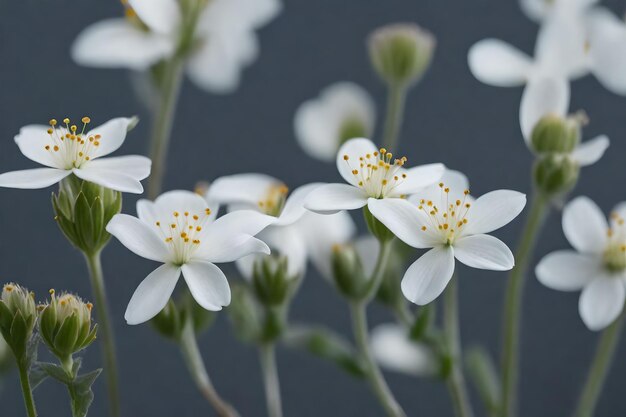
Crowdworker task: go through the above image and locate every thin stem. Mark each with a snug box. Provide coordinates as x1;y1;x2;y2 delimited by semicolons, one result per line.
443;274;474;417
364;239;395;302
572;308;626;417
179;320;239;417
84;251;120;417
147;56;185;199
501;193;549;417
18;363;37;417
381;82;407;152
259;343;283;417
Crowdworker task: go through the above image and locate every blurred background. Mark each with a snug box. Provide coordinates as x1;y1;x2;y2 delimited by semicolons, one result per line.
1;0;626;415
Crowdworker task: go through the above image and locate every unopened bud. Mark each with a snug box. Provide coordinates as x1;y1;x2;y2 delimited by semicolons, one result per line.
531;113;582;154
0;283;37;361
533;154;580;196
252;255;295;306
331;244;367;299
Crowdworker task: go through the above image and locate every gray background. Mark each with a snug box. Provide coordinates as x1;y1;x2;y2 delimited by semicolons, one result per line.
1;0;626;415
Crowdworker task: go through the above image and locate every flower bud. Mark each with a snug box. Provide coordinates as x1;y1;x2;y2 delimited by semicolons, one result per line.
52;176;122;255
338;118;369;147
0;283;37;361
151;293;215;340
533;154;580;196
39;290;97;361
0;333;11;373
331;244;367;299
252;255;296;306
363;205;395;242
530;113;582;154
228;284;262;343
368;23;435;86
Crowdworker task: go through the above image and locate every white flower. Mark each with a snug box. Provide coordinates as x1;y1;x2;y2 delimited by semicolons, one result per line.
106;190;274;324
0;117;150;193
294;82;375;162
304;138;445;218
369;170;526;305
208;174;355;279
71;0;281;93
519;0;595;23
536;196;626;331
370;323;437;377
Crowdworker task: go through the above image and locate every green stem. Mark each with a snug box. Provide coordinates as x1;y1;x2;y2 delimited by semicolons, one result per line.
84;251;120;417
179;320;239;417
500;192;549;417
572;309;626;417
18;363;37;417
147;57;185;199
381;82;407;152
364;239;394;302
259;343;283;417
444;274;474;417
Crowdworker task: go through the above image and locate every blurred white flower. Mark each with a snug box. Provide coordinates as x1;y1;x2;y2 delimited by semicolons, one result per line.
208;173;355;278
71;0;281;93
370;170;526;305
0;117;150;194
294;82;375;162
106;190;274;324
536;197;626;331
305;138;444;218
519;0;595;23
370;323;436;377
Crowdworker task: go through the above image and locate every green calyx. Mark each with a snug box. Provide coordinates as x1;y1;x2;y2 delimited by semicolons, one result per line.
533;154;579;196
363;205;395;242
151;292;216;341
0;283;37;362
331;243;368;300
530;113;582;154
252;255;297;307
52;175;122;255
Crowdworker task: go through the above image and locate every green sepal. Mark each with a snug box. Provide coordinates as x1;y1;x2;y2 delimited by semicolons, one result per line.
409;303;435;341
53;315;80;358
363;205;395;242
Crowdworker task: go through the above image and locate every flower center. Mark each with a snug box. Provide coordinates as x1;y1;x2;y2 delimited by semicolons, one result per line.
258;184;289;217
153;207;213;264
343;148;408;198
603;213;626;273
416;183;471;245
44;117;101;169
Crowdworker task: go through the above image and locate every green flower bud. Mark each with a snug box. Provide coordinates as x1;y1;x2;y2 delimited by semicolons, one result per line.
0;333;11;373
0;283;37;361
331;244;367;299
363;205;395;242
151;293;215;340
39;290;97;362
52;175;122;255
338;117;369;147
252;255;296;306
368;23;435;86
530;113;581;154
533;154;580;196
227;284;262;343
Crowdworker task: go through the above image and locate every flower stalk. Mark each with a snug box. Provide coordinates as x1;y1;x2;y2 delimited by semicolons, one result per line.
18;363;37;417
382;83;407;152
259;343;283;417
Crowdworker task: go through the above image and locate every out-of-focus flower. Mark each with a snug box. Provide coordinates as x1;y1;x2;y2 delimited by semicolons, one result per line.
370;323;437;377
294;83;375;163
71;0;281;93
106;190;274;324
370;170;526;305
305;138;444;219
0;117;150;194
536;197;626;330
208;174;355;279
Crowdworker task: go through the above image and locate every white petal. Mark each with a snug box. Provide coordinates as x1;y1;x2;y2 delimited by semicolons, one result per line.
390;163;445;196
304;183;368;214
87;117;135;158
14;125;62;168
199;235;270;263
354;236;380;278
203;209;274;240
367;198;440;249
453;234;514;271
562;196;608;254
534;15;590;79
411;169;470;204
572;135;609;167
401;246;455;305
181;261;231;310
125;263;180;325
128;0;181;35
106;214;171;262
261;226;309;277
468;39;532;87
370;323;436;377
208;173;282;209
464;190;526;235
579;277;625;331
86;155;151;180
73;167;143;194
71;19;174;70
587;7;626;94
520;76;570;142
536;250;601;291
275;183;323;226
151;190;215;220
0;168;70;189
336;138;378;186
612;202;626;224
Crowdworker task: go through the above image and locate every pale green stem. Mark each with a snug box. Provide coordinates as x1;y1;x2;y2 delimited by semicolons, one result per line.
382;82;408;152
18;362;37;417
572;308;626;417
259;343;283;417
147;57;185;199
84;251;120;417
444;274;474;417
501;193;549;417
179;321;240;417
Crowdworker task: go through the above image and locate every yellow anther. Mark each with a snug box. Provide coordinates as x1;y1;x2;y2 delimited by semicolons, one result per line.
47;128;53;134
81;117;91;124
170;224;176;229
421;226;427;231
155;221;160;226
343;155;349;161
70;125;77;132
49;119;57;126
63;118;70;124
